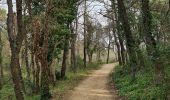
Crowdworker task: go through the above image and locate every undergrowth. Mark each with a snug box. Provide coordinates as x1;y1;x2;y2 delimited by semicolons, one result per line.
0;61;101;100
112;65;169;100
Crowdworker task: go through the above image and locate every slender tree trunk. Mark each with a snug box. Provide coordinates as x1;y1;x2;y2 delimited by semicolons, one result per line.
11;51;24;100
7;0;25;99
119;36;126;64
83;0;87;68
97;50;101;62
88;53;93;63
117;0;138;80
61;35;69;78
35;56;40;93
40;1;52;99
0;30;3;90
141;0;156;57
24;28;30;80
106;31;111;64
112;0;125;65
71;38;76;72
113;30;122;65
71;24;77;73
31;52;36;91
16;0;26;94
106;46;110;64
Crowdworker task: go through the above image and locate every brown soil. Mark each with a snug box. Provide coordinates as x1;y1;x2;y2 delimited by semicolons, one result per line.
53;63;121;100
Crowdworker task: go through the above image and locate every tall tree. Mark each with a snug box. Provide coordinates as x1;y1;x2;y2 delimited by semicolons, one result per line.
0;8;6;90
71;23;77;72
106;27;111;64
61;32;69;78
84;0;87;67
141;0;156;57
7;0;25;99
40;0;52;99
117;0;138;80
141;0;165;85
0;27;3;90
32;17;41;93
111;0;126;65
86;17;96;63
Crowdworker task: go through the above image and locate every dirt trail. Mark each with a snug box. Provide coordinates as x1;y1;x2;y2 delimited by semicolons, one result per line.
62;63;120;100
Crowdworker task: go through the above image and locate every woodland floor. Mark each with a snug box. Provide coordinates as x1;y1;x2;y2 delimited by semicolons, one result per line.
53;63;121;100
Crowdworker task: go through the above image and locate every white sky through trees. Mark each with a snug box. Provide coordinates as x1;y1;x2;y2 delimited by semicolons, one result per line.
0;0;111;45
0;0;109;26
0;0;16;11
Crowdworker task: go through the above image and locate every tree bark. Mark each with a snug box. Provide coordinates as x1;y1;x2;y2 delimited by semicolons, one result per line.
119;36;126;64
112;0;125;65
141;0;156;57
35;56;40;93
71;35;77;73
7;0;25;99
83;0;87;68
113;30;122;65
106;29;111;64
40;1;52;99
141;0;164;85
117;0;138;80
31;51;36;91
0;29;3;90
10;52;25;100
24;25;30;80
61;35;69;78
88;53;93;63
16;0;26;94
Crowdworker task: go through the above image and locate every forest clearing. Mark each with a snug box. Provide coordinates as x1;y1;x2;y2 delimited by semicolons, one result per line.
0;0;170;100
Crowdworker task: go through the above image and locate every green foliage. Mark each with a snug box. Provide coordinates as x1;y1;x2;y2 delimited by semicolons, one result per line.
25;95;40;100
0;84;14;100
32;0;45;15
112;64;169;100
76;55;84;69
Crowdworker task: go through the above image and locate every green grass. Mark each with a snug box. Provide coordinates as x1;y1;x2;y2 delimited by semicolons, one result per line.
0;62;101;100
25;62;102;100
112;65;168;100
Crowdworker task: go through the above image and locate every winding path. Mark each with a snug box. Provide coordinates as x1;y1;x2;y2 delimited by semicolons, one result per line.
64;63;120;100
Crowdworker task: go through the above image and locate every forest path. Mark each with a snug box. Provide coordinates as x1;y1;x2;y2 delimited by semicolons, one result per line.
63;63;120;100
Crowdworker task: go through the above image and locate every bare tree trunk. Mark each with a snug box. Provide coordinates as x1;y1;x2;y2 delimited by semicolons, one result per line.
119;36;126;64
97;50;101;62
112;0;125;65
113;30;122;65
11;52;25;100
61;35;69;78
40;1;52;99
16;0;26;94
141;0;156;57
71;24;77;73
35;56;40;93
83;0;87;68
71;37;76;72
88;53;93;63
23;17;30;80
117;0;138;80
106;30;111;64
7;0;25;99
26;0;36;92
0;29;3;90
31;52;36;91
